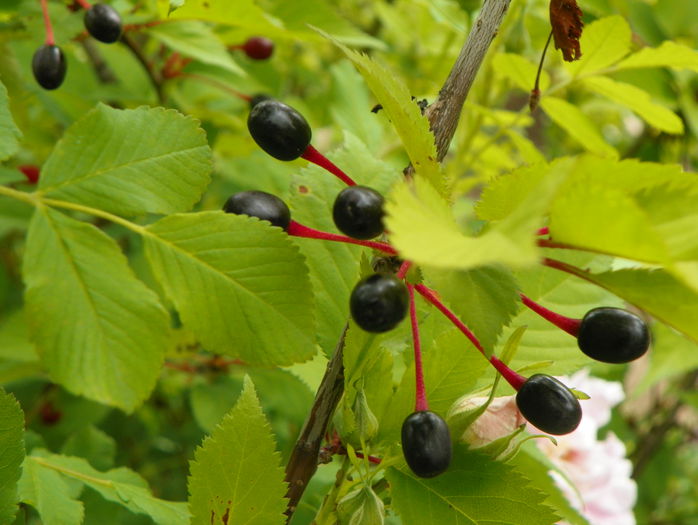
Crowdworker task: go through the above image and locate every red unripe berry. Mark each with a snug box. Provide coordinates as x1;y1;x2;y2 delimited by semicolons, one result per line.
241;37;274;60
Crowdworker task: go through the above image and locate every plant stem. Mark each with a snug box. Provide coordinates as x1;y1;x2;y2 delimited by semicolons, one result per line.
408;284;429;412
415;283;526;390
284;325;348;523
39;0;55;45
74;0;91;10
519;293;581;337
530;30;553;111
313;457;351;525
424;0;513;161
301;145;357;186
41;198;146;235
287;221;397;255
396;260;412;280
536;226;549;236
120;33;164;104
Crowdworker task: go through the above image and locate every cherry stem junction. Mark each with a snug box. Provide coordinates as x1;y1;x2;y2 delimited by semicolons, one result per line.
74;0;92;10
301;145;357;186
408;284;429;412
519;293;581;337
396;260;412;280
287;221;397;255
40;0;55;45
415;283;527;391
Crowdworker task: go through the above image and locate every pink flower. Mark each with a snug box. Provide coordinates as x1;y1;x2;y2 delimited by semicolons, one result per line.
456;395;527;448
533;369;637;525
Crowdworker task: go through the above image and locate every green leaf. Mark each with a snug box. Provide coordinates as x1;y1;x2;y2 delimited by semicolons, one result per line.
39;104;212;216
386;176;549;270
25;451;189;525
550;265;698;342
493;53;550;92
0;388;24;524
190;376;242;433
23;207;169;411
376;328;489;446
0;80;21;161
565;15;631;76
61;426;117;472
510;448;590;525
144;211;316;366
268;0;384;49
387;447;559;525
616;41;698;73
539;97;618;157
188;376;287;525
148;21;245;75
323;33;445;196
550;180;669;263
582;76;683;134
167;0;278;34
423;265;520;352
19;454;85;525
337;485;385;525
633;324;698;395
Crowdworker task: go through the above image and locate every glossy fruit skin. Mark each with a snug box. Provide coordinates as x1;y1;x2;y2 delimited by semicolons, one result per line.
249;93;272;109
577;307;650;363
84;4;122;44
333;186;385;240
242;36;274;60
350;273;408;333
32;45;67;90
401;411;452;478
222;191;291;231
516;374;582;435
247;99;312;161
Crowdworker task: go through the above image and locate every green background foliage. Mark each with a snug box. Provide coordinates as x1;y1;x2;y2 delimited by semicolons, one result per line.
1;0;697;524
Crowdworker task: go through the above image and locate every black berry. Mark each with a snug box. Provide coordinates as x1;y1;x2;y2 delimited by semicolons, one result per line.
223;191;291;231
32;45;67;90
242;36;274;60
516;374;582;435
350;273;408;333
247;99;312;161
84;3;122;43
333;186;385;240
249;93;272;109
577;307;650;363
401;411;452;478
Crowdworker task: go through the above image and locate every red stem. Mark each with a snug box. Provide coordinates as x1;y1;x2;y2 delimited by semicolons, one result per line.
408;284;428;412
541;257;595;282
414;283;527;391
301;145;357;186
396;260;412;280
354;451;382;465
537;238;578;250
519;293;581;337
75;0;91;9
287;221;397;255
536;227;549;236
40;0;55;45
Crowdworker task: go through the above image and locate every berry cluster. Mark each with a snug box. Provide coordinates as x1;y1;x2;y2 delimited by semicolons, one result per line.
224;93;652;479
33;0;122;90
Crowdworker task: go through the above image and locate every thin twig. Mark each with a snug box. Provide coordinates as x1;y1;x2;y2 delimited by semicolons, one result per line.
424;0;512;162
283;324;348;522
120;33;164;104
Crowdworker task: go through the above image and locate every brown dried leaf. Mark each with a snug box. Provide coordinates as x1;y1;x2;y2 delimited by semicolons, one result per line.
550;0;584;62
